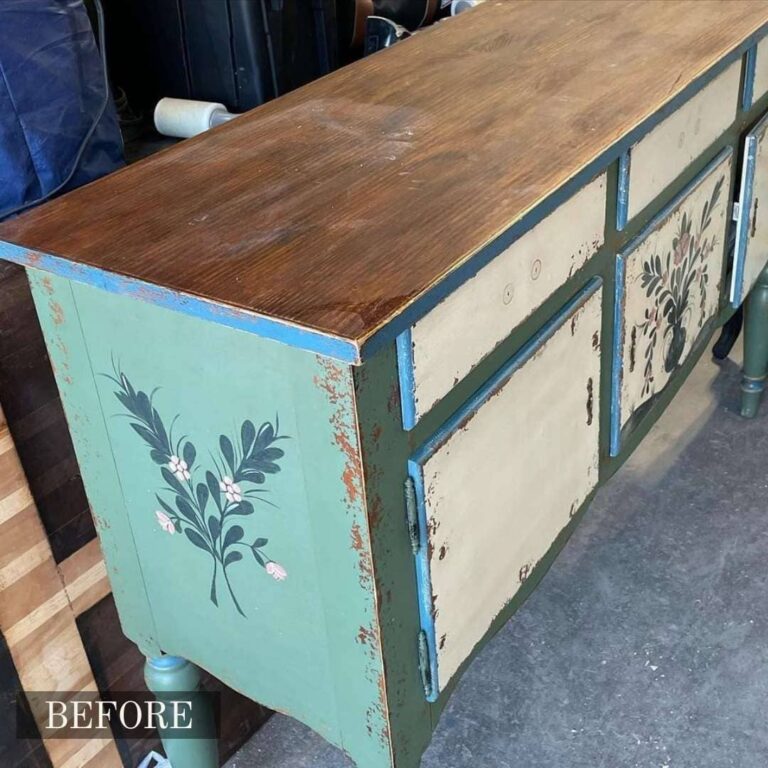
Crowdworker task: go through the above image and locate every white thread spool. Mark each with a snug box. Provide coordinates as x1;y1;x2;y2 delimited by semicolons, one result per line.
153;98;237;139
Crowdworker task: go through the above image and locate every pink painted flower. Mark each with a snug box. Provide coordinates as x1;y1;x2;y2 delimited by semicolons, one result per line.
168;455;190;481
219;476;242;503
266;561;287;581
155;510;175;534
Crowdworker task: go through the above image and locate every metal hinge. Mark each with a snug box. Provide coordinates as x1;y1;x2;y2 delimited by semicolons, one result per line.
407;478;435;700
417;630;434;699
733;200;741;222
404;476;420;554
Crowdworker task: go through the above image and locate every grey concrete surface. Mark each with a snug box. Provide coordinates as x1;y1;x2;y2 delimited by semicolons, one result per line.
226;343;768;768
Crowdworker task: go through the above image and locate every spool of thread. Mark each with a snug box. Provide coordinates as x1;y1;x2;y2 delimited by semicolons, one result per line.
153;98;236;139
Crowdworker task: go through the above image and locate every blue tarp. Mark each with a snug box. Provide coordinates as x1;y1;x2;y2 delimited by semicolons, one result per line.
0;0;123;220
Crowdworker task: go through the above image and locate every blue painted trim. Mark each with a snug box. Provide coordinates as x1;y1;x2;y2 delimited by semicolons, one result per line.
731;113;768;305
616;150;631;231
609;146;734;455
609;254;626;457
743;44;757;111
407;277;602;701
396;328;417;430
360;28;768;361
406;461;440;702
0;242;362;364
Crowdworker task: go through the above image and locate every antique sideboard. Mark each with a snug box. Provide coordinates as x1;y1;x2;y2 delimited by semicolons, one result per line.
2;2;768;766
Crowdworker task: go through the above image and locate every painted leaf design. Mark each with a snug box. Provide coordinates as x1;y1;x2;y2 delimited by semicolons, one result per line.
228;500;254;516
161;466;186;496
196;482;209;512
241;420;256;454
176;496;198;523
225;551;243;567
184;528;211;553
223;525;244;549
220;435;235;472
205;471;221;511
183;441;196;469
111;368;289;615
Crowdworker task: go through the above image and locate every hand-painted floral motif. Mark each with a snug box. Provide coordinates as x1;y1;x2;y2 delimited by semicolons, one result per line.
635;175;724;396
106;367;288;616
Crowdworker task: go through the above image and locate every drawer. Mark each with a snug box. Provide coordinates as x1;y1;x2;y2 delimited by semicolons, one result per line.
731;111;768;305
617;60;740;228
610;149;732;456
407;279;602;700
752;36;768;106
397;173;606;429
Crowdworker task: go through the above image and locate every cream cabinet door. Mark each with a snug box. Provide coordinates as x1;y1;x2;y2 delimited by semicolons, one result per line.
617;61;739;228
408;280;602;700
611;149;732;455
731;111;768;306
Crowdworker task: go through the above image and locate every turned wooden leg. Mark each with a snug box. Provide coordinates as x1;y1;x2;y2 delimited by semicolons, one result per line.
741;264;768;418
144;656;219;768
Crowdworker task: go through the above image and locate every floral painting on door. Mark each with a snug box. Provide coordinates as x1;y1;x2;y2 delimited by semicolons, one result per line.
615;150;732;448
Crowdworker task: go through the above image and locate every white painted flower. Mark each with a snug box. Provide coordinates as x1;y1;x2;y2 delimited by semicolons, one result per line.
266;561;287;581
155;510;175;534
168;455;190;481
219;476;242;503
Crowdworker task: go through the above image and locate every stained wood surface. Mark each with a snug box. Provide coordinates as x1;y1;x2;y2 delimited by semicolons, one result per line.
1;0;766;347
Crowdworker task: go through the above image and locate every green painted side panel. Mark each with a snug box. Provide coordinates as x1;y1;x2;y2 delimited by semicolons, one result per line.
27;270;161;656
29;273;391;768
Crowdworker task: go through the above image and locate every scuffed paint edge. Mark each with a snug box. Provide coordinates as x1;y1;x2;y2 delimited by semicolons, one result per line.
743;44;757;111
731;120;764;305
0;242;361;364
395;328;417;431
406;460;440;703
314;357;395;764
616;150;631;231
609;254;626;457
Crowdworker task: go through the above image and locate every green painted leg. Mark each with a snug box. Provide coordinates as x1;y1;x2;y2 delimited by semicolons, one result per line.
741;265;768;418
144;656;218;768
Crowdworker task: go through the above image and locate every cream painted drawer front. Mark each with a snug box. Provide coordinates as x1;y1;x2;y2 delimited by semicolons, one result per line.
753;36;768;105
611;149;732;455
731;112;768;305
408;280;602;699
398;173;606;429
618;60;740;227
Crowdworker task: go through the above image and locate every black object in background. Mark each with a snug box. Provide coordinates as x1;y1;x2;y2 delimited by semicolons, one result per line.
102;0;338;115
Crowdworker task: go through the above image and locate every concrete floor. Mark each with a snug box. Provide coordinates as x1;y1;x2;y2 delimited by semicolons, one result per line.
226;342;768;768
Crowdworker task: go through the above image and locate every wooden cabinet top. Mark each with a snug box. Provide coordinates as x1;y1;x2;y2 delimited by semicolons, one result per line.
1;0;767;362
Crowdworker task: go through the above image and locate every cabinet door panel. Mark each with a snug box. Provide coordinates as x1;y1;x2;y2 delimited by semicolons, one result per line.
400;174;606;428
731;112;768;306
409;280;602;699
619;61;739;228
611;149;732;455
